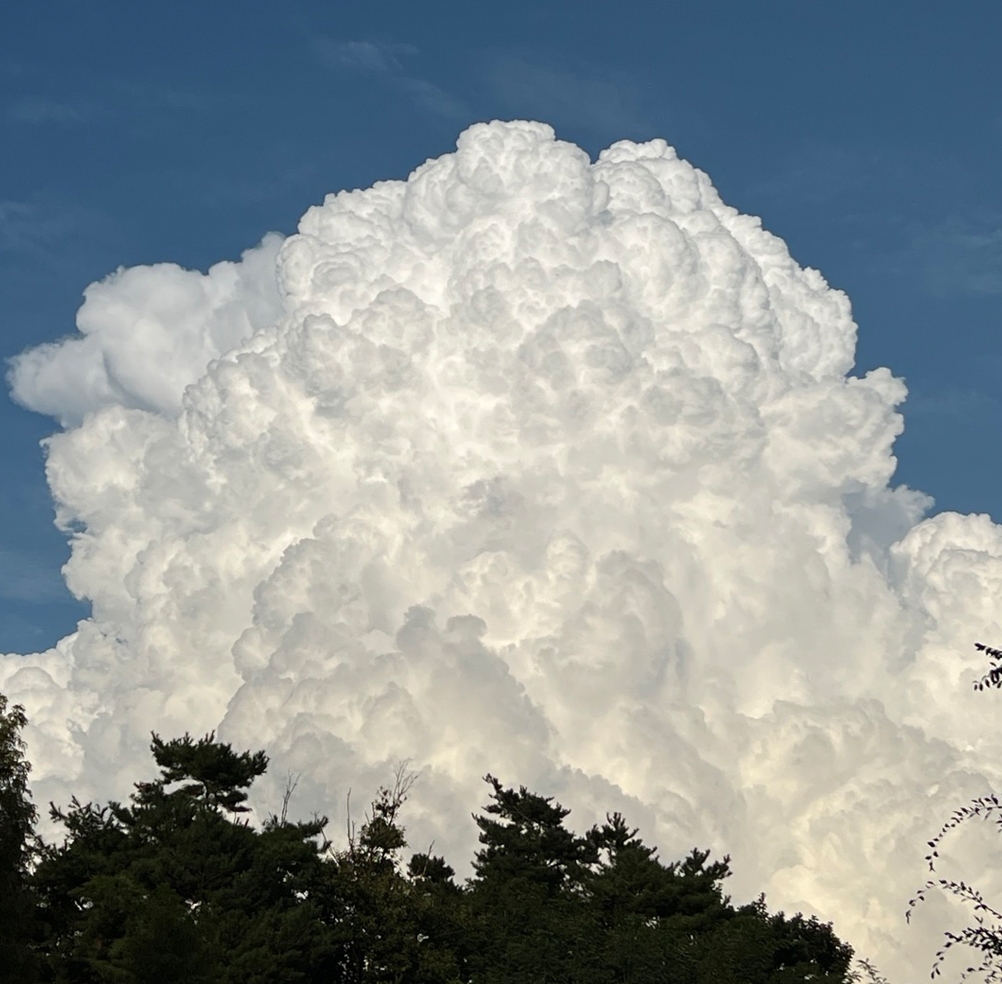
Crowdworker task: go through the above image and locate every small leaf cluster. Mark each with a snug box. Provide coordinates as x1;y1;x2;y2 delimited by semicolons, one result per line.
973;643;1002;692
905;644;1002;982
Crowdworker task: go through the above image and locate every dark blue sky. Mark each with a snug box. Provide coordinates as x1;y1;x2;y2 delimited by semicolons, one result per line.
2;0;1000;652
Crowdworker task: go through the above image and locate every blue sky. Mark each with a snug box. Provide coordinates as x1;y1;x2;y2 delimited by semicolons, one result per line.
2;0;1000;653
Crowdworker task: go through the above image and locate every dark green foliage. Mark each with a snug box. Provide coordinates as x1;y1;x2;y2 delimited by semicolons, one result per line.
582;815;739;983
145;730;268;812
681;899;854;983
466;777;599;984
0;694;39;983
31;732;331;983
320;774;466;983
2;702;855;983
467;776;854;984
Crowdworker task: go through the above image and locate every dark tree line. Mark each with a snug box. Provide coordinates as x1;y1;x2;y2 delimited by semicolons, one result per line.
0;694;855;983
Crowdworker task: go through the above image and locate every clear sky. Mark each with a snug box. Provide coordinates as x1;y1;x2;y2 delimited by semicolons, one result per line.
2;0;1001;653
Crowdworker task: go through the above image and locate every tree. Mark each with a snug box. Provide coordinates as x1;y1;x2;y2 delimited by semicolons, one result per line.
465;776;854;984
319;768;466;984
32;732;332;983
465;776;601;984
581;811;852;983
583;814;742;982
905;643;1002;983
143;730;268;812
11;713;855;982
683;899;854;984
0;693;38;983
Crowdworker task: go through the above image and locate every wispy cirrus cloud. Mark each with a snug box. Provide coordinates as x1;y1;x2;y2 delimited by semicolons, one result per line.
0;200;77;256
907;217;1002;297
482;51;652;139
751;144;1002;299
314;39;417;74
904;385;1002;421
8;95;87;125
0;198;113;279
313;38;469;120
750;146;878;207
0;547;70;604
866;211;1002;298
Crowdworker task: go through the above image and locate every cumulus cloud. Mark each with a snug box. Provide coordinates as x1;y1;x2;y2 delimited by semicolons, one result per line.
3;121;1002;980
7;233;285;425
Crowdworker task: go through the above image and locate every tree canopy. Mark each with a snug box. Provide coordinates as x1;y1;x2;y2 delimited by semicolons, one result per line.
1;695;856;983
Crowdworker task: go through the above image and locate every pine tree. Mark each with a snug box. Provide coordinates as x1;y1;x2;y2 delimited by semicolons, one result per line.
320;769;465;983
0;693;38;983
583;813;734;981
466;776;600;984
465;777;854;984
32;732;332;983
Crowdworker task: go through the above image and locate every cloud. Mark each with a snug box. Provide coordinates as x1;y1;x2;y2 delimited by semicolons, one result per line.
0;198;113;274
0;548;69;604
484;53;651;137
7;233;285;425
856;212;1002;298
313;39;417;75
910;217;1002;297
4;121;1002;980
313;37;468;120
904;385;1002;422
752;147;1002;301
396;76;469;120
8;95;86;125
0;200;78;256
750;145;877;207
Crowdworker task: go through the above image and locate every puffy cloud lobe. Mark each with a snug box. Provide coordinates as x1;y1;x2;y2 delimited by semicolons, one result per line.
2;120;1001;979
8;233;285;425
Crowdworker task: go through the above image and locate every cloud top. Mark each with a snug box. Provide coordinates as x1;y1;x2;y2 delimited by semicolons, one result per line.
4;121;1001;980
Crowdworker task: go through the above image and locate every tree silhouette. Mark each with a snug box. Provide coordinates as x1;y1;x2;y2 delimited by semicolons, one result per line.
32;731;331;983
906;643;1002;982
0;694;38;983
3;703;857;982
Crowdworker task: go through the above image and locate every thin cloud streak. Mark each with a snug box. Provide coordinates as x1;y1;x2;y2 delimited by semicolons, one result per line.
0;548;70;604
483;51;652;138
8;95;86;125
0;200;81;258
313;37;469;121
910;217;1002;297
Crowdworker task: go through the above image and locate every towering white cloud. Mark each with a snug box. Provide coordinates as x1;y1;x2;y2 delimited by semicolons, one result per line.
3;121;1001;980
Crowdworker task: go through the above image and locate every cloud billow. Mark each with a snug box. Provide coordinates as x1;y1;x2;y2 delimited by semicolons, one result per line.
8;233;284;425
3;121;1001;980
